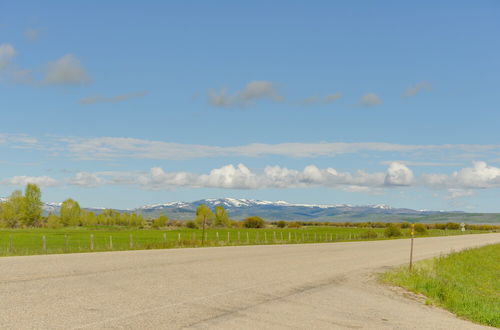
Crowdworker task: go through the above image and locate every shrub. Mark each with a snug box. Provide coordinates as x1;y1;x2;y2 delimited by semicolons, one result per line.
243;216;265;228
400;222;410;229
360;229;378;239
384;224;402;238
414;223;428;235
287;221;301;228
276;220;286;228
152;215;168;228
446;222;460;230
185;220;197;229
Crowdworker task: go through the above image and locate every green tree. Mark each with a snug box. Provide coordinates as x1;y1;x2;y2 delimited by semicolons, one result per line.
23;184;42;227
46;213;62;229
60;199;81;226
152;214;168;228
0;190;25;228
213;206;231;227
195;204;214;245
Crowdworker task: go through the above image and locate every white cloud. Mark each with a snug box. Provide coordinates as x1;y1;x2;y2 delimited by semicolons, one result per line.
199;164;259;189
133;163;387;190
446;189;474;200
0;44;16;70
359;93;382;107
79;91;149;105
43;54;90;85
403;81;432;97
422;161;500;189
384;162;415;186
2;175;59;187
298;92;342;106
207;80;282;108
68;172;104;187
3;134;499;162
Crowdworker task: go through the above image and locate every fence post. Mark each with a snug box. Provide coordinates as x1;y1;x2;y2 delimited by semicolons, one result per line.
9;234;13;252
65;235;69;252
280;232;283;241
302;233;304;242
216;232;219;241
109;235;113;249
314;233;317;241
264;232;267;243
256;232;259;243
288;232;291;242
42;235;46;253
246;232;249;244
129;234;133;249
178;233;181;243
90;234;94;250
163;232;167;243
227;232;230;243
238;231;241;242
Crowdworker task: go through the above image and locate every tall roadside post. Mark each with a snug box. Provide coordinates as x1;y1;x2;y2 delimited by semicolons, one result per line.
409;223;415;271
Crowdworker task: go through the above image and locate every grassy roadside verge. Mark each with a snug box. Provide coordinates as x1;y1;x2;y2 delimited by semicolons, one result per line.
381;243;500;327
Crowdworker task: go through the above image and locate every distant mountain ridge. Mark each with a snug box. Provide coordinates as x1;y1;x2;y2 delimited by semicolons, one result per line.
2;197;498;223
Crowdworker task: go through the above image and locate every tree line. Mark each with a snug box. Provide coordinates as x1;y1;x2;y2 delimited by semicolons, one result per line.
0;184;259;229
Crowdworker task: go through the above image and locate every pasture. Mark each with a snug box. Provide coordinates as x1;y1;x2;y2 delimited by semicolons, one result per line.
0;226;484;256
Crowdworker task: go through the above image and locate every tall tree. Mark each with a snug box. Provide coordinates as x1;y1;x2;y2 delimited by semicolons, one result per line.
214;205;231;227
195;204;214;245
0;190;25;228
60;199;81;226
23;184;42;227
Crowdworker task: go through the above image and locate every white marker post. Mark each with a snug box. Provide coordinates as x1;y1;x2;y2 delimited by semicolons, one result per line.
460;222;466;233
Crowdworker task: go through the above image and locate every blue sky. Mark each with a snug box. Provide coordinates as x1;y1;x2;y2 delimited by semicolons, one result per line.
1;1;499;211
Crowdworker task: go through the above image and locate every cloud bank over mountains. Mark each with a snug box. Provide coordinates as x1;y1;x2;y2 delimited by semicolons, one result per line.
2;162;499;202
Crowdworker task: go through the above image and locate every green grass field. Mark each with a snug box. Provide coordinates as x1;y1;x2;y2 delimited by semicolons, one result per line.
0;226;482;256
381;244;500;327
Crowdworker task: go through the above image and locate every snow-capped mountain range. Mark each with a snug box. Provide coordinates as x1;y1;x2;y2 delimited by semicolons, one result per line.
1;197;481;222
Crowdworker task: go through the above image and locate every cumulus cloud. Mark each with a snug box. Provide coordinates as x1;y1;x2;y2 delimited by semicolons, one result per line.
359;93;382;107
43;54;90;85
422;161;500;189
2;175;59;187
133;163;387;191
384;162;414;186
79;91;149;105
403;81;432;98
0;44;16;70
68;172;104;187
207;80;283;108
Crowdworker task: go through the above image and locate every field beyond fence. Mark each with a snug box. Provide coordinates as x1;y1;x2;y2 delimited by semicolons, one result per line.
0;227;489;257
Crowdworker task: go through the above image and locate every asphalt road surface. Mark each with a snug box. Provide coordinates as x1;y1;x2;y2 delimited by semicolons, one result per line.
1;233;499;329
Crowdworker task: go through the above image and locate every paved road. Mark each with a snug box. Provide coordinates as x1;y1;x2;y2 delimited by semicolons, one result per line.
0;233;499;329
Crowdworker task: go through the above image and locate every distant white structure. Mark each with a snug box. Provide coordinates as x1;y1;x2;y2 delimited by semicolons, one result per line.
460;222;466;232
